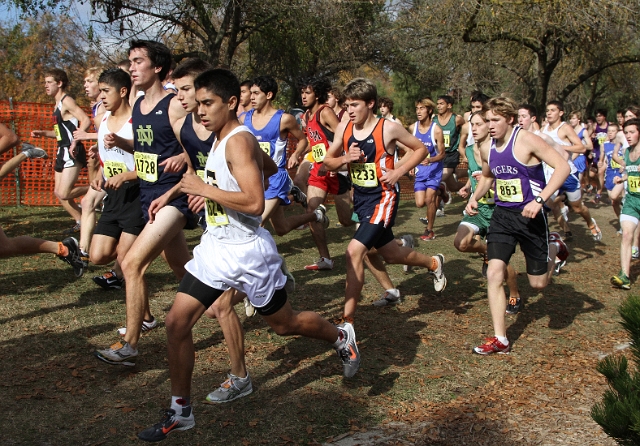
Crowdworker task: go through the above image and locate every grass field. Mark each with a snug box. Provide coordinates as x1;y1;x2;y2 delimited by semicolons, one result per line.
0;198;629;445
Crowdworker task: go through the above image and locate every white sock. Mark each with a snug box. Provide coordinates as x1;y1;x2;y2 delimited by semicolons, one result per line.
386;289;400;298
496;336;509;345
171;396;190;413
333;329;346;349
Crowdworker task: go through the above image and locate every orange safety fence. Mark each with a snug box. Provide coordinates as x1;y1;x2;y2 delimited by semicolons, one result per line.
1;99;468;208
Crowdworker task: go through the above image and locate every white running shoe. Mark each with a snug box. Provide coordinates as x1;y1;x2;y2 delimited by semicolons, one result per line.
244;297;255;317
204;373;253;404
431;254;447;292
118;317;158;336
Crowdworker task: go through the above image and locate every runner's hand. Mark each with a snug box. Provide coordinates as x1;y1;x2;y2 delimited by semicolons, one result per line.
187;194;206;214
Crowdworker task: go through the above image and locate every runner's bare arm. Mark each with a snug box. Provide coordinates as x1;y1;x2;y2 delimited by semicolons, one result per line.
323;120;350;171
283;113;308;169
0;123;19;155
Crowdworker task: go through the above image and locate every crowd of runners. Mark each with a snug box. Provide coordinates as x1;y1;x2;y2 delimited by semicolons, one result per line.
1;39;638;441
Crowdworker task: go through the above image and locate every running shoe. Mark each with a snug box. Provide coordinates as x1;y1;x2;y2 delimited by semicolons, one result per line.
473;337;511;355
594;193;601;204
372;289;402;307
549;232;569;262
93;270;124;290
420;229;435;241
138;407;195;442
58;237;85;277
418;217;429;225
204;373;253;404
611;271;631;290
435;208;446;217
505;297;522;315
62;222;81;235
94;341;138;366
244;297;255;317
560;205;569;222
430;254;447;292
590;218;602;242
290;185;308;208
335;322;360;378
304;257;334;271
279;255;296;295
21;143;48;159
633;247;639;260
553;260;566;276
400;234;414;273
118;317;158;336
439;182;452;204
314;204;330;228
564;231;573;242
481;254;488;278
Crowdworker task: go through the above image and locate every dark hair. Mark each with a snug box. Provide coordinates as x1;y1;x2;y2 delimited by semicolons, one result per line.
595;108;608;118
617;109;626;116
194;68;241;112
342;78;377;105
172;58;212;81
546;100;564;113
98;68;131;99
626;105;640;119
437;95;454;106
519;104;537;118
44;68;69;90
128;40;173;82
240;80;253;89
378;97;394;111
329;86;344;105
299;76;331;105
623;118;640;131
470;92;489;105
251;75;278;99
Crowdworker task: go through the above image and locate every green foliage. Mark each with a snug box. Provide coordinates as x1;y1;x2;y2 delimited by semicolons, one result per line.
592;295;640;444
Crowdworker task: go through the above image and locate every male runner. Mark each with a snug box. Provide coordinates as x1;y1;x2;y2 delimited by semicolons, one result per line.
323;78;447;324
378;97;402;125
591;109;610;202
466;97;570;355
409;98;446;241
236;79;253;120
455;109;521;314
94;40;193;364
30;68;90;234
137;69;360;441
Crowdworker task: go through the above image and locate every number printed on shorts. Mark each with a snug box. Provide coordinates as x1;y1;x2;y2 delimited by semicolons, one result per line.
350;163;378;187
204;169;229;226
629;176;640;193
496;178;524;202
134;152;158;182
259;142;270;155
311;143;326;163
103;160;127;179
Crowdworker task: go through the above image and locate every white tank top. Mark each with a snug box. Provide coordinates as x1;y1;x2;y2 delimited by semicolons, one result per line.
541;122;577;175
97;111;135;179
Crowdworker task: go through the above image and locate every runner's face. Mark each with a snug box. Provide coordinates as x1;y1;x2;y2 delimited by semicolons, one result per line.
470;101;483;113
569;115;579;127
415;104;431;121
379;105;390;117
174;76;197;112
436;99;450;115
517;109;533;130
595;113;606;125
44;76;59;96
545;105;562;124
346;98;373;125
625;124;640;147
196;88;233;133
84;76;100;99
327;93;337;109
487;110;512;140
470;114;489;142
617;113;625;126
98;82;124;112
128;48;160;88
250;86;269;110
625;111;637;122
301;87;317;108
607;126;618;141
239;85;251;107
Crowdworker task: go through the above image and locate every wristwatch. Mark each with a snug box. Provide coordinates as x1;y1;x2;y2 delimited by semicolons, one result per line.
534;195;544;204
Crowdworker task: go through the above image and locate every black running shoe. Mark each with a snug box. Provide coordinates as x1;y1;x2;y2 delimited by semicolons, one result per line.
290;185;308;208
138;407;195;442
93;269;124;290
58;237;85;277
506;297;522;315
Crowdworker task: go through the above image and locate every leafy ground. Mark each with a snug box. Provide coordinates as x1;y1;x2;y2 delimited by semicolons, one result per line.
0;197;629;445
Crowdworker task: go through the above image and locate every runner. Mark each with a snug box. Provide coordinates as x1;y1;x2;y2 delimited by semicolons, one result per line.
455;108;522;314
602;123;625;221
323;78;447;323
591;109;610;203
611;118;640;290
466;97;570;355
378;97;403;125
408;98;446;241
94;40;194;365
30;68;90;234
568;110;592;191
136;69;360;441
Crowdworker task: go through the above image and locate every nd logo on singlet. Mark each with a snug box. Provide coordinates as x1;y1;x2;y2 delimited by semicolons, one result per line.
196;152;208;167
137;125;154;146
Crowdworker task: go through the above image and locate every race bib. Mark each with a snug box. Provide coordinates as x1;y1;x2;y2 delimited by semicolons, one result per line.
478;189;495;205
611;159;622;169
53;124;62;141
597;134;607;146
443;131;451;148
350;163;378;187
629;177;640;193
259;142;270;155
496;178;524;202
103;160;127;179
204;170;229;226
196;169;205;180
134;152;158;183
311;143;326;163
